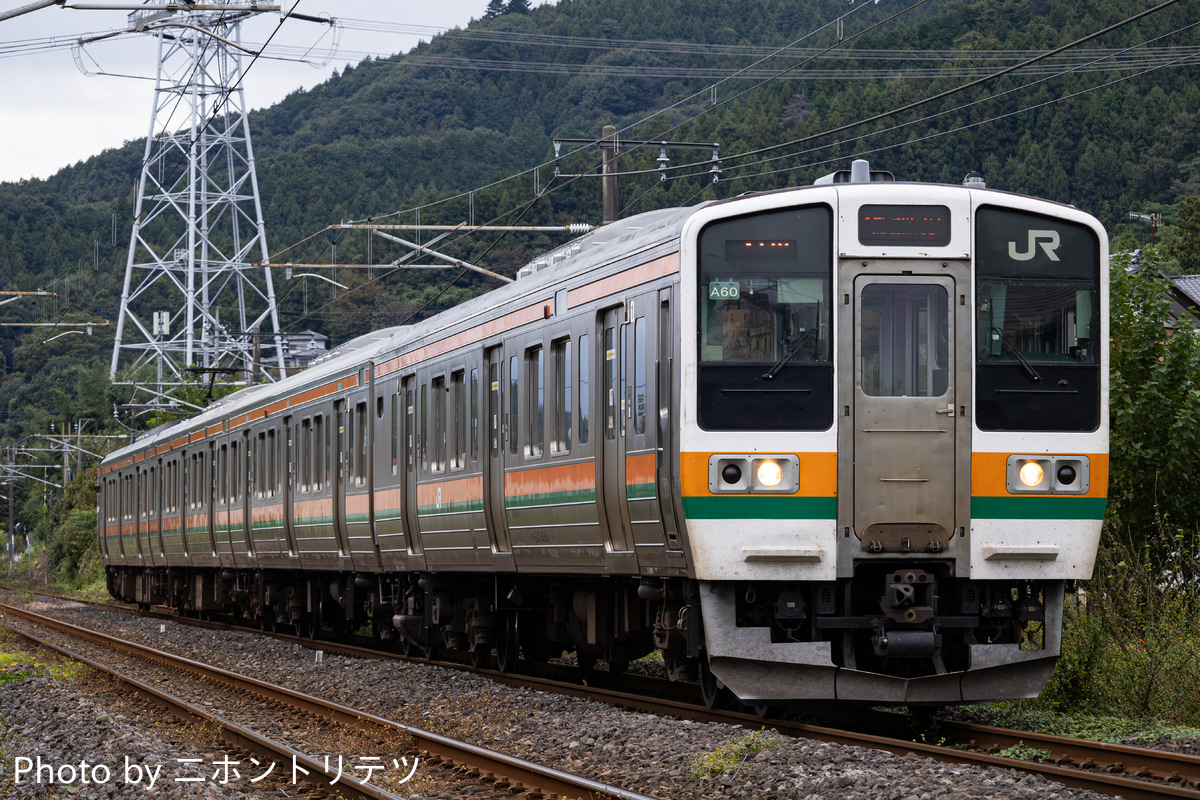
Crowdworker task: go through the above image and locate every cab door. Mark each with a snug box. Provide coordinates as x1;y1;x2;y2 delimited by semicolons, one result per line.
844;266;968;557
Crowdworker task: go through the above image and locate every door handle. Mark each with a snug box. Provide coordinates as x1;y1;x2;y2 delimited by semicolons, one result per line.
935;404;955;415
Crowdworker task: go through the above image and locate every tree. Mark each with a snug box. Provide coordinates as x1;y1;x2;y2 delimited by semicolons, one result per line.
1107;253;1200;563
483;0;506;18
505;0;532;13
1163;195;1200;274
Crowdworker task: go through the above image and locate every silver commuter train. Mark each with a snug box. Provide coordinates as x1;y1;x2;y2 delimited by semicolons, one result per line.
99;160;1109;705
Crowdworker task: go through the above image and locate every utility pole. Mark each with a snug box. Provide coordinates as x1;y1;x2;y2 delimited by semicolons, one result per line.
1129;212;1162;247
553;128;720;225
601;125;619;226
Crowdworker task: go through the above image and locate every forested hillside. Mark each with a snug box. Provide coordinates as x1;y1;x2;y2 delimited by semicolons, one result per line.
1;0;1198;453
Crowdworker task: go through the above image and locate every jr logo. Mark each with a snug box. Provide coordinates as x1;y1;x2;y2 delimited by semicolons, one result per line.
1008;229;1061;262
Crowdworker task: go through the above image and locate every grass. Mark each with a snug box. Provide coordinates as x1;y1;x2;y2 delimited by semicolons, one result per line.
943;524;1200;744
692;729;784;779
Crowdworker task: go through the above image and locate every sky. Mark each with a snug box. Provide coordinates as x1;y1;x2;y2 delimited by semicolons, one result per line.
0;1;551;183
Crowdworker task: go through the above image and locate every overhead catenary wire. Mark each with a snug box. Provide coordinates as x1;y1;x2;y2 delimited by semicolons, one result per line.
269;0;1188;327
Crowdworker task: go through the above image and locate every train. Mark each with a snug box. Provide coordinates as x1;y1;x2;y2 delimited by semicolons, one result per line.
99;160;1108;706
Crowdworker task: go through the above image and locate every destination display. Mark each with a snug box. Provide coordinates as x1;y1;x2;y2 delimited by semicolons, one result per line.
858;205;951;246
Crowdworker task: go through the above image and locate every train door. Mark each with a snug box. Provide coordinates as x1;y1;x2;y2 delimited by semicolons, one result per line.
599;305;634;555
283;415;299;557
333;400;351;556
845;266;968;557
622;290;676;567
400;375;423;557
482;346;513;555
237;433;254;559
656;288;685;557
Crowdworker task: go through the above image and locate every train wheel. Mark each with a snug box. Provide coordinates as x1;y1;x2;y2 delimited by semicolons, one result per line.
470;644;491;669
305;602;323;640
496;613;520;674
748;703;775;719
699;657;722;709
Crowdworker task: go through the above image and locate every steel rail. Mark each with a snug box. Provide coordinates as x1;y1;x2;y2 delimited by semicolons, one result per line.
0;601;661;800
9;590;1199;799
0;619;399;799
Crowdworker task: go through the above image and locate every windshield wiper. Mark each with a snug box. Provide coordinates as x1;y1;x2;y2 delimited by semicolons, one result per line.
991;326;1041;382
762;334;810;380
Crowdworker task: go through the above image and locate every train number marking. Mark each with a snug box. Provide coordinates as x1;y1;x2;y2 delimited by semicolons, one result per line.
708;281;740;300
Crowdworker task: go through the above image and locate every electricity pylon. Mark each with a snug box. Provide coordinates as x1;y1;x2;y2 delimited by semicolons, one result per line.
110;2;286;404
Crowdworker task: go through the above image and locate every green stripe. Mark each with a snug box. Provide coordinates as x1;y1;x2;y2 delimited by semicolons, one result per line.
683;495;837;520
418;499;484;516
505;488;597;509
972;495;1107;520
626;482;656;500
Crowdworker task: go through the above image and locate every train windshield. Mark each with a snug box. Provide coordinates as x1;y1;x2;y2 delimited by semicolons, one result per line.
696;205;834;431
975;206;1101;431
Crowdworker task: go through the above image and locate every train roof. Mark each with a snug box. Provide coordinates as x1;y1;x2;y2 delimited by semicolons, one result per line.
102;203;701;466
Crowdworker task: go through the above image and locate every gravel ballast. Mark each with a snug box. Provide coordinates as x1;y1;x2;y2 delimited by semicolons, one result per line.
3;598;1118;800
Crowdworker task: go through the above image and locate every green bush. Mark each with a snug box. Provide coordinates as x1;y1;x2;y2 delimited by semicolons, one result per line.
1040;527;1200;726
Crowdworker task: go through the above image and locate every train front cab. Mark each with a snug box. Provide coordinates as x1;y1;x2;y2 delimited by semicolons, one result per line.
678;176;1107;704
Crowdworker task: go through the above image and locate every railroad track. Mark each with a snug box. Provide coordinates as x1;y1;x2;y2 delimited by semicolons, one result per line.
0;600;659;800
7;587;1200;799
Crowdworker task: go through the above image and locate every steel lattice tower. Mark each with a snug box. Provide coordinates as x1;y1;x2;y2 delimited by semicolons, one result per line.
110;3;285;399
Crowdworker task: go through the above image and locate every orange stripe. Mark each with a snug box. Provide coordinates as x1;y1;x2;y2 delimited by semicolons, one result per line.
568;253;679;308
376;300;551;380
250;504;284;525
346;493;370;516
417;475;485;507
374;486;404;510
680;451;837;497
625;453;655;486
971;452;1108;498
294;498;333;519
504;462;595;498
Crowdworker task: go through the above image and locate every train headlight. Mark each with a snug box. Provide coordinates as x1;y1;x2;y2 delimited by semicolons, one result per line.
709;454;800;494
1006;455;1090;494
757;460;783;488
1018;461;1044;488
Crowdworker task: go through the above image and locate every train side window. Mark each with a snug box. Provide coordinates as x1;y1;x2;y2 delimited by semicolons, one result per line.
347;404;356;484
450;370;466;470
620;323;628;436
256;432;266;498
603;327;616;440
552;338;571;453
509;355;519;456
300;419;310;492
391;393;399;475
420;383;430;471
313;415;324;491
579;334;589;445
527;346;544;458
218;445;227;503
634;316;647;435
231;441;240;503
268;428;278;497
432;377;446;473
488;362;500;456
404;390;414;471
470;368;479;462
355;401;368;484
